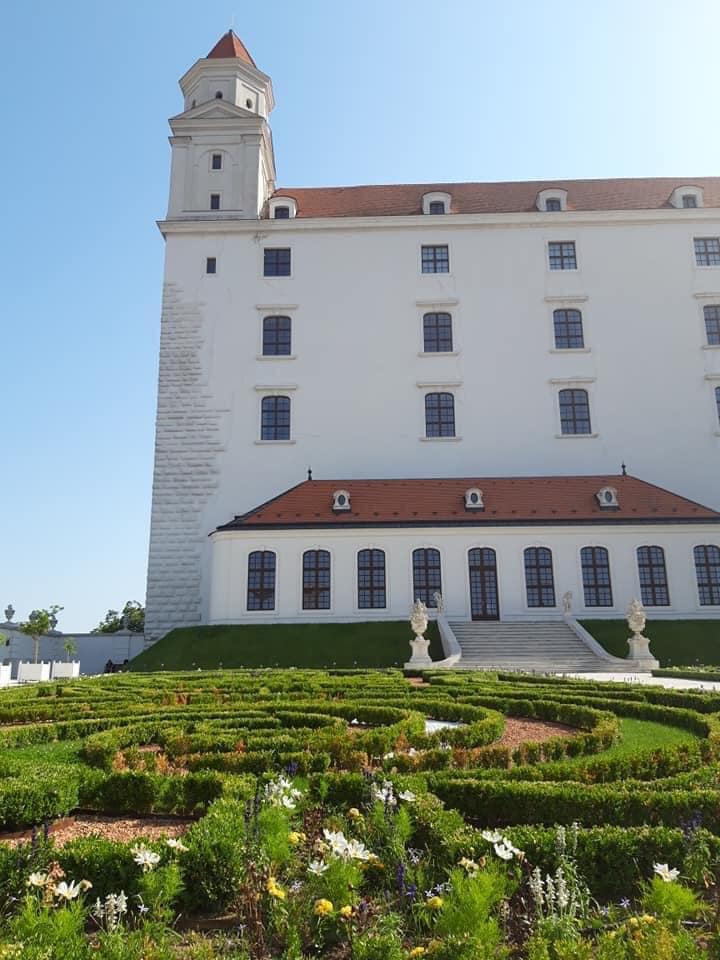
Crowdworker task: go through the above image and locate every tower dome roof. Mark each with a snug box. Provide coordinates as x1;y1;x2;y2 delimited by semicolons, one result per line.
207;29;256;66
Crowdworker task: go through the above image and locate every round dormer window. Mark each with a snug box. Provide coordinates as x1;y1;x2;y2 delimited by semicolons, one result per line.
603;490;614;503
332;489;351;512
469;492;480;504
337;494;347;507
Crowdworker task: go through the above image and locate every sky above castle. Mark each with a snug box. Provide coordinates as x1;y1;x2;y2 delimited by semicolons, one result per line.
1;0;718;630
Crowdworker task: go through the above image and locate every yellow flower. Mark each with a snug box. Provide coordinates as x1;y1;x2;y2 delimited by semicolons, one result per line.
426;896;444;910
339;904;353;918
348;807;363;820
427;941;442;954
266;877;286;900
641;914;655;924
314;898;334;917
409;949;427;958
288;831;306;845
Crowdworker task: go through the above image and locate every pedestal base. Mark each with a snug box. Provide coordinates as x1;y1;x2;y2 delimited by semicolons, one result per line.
627;635;659;670
405;636;433;669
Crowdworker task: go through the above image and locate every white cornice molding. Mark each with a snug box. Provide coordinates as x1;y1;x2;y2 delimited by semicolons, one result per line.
255;303;299;311
254;383;298;391
415;297;459;307
544;294;589;303
549;376;596;385
158;207;720;237
416;380;462;388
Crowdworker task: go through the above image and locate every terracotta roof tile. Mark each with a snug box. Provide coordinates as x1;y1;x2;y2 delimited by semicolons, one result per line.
207;30;256;66
215;475;720;531
270;177;720;218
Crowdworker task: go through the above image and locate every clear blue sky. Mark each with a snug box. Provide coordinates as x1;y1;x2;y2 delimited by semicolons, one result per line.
1;0;718;631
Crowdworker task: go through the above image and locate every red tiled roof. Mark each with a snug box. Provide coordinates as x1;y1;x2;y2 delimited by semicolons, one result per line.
270;177;720;218
207;30;256;66
215;475;720;531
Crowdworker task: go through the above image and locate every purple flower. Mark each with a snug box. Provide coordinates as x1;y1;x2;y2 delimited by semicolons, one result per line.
619;897;631;909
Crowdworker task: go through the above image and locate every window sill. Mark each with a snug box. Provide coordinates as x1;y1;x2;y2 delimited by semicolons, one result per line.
549;348;591;354
256;354;297;361
418;351;460;358
254;440;296;445
420;436;462;442
702;344;720;351
554;433;599;439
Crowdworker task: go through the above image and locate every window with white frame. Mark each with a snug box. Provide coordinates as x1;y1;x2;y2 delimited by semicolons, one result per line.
558;389;592;434
694;545;720;606
425;392;455;437
548;242;577;270
695;238;720;266
421;245;450;274
524;547;556;607
423;312;453;352
637;546;670;606
247;551;276;610
260;395;291;440
580;546;613;607
412;548;442;606
357;549;386;609
303;550;331;610
262;316;292;356
705;305;720;345
553;308;585;349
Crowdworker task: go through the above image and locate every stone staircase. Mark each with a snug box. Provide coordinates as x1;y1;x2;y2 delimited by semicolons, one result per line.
449;620;627;673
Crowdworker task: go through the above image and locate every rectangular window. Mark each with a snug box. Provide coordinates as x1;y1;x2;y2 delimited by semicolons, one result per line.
303;550;331;610
428;201;446;215
262;316;292;356
261;395;291;440
421;245;450;274
273;206;290;219
553;309;584;349
559;389;591;434
264;247;291;276
695;238;720;266
694;545;720;606
210;193;220;210
548;241;577;270
357;549;386;609
704;305;720;345
412;548;442;606
524;547;556;607
247;551;276;611
425;392;455;437
206;257;217;274
637;546;670;606
682;194;698;208
211;153;222;170
545;198;562;212
580;546;613;607
423;312;453;352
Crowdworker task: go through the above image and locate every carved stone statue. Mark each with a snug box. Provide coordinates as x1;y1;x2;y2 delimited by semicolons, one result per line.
4;604;14;624
561;591;573;614
431;591;445;613
625;597;658;670
406;599;433;668
626;598;647;638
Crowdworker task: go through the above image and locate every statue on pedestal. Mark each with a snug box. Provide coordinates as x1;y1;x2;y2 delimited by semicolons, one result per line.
406;599;433;668
625;598;659;669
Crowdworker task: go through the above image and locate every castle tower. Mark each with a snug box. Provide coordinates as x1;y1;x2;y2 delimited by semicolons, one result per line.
145;31;275;641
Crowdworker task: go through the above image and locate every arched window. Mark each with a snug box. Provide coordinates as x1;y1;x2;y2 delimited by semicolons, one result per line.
705;306;720;346
580;547;613;607
637;546;670;606
425;392;455;437
553;309;584;349
247;551;276;610
262;316;292;356
524;547;556;607
694;545;720;606
358;549;386;609
303;550;331;610
412;548;442;606
559;389;591;435
214;90;223;99
261;396;291;440
423;312;453;352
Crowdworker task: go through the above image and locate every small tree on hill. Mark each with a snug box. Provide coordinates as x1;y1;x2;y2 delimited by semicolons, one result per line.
93;601;145;634
19;605;63;664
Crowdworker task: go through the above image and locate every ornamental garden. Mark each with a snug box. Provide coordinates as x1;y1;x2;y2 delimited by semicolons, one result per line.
0;668;719;958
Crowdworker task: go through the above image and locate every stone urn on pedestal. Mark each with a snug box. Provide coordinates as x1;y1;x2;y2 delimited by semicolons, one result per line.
405;599;434;668
626;598;659;670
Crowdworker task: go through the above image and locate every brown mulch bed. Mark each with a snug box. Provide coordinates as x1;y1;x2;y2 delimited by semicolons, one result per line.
0;814;193;849
495;716;577;749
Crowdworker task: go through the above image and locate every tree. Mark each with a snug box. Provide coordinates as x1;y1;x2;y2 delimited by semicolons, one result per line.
18;605;63;664
63;637;78;662
93;601;145;634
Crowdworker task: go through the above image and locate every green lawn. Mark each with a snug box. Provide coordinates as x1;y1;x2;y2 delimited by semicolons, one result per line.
129;621;444;672
581;619;720;666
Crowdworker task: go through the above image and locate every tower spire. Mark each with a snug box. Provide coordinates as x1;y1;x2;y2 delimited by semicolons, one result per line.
206;29;256;66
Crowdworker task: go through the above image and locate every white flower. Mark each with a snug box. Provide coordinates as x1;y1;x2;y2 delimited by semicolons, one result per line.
653;862;680;883
493;843;514;861
459;857;479;874
383;751;395;760
27;872;48;888
371;780;397;807
131;846;161;872
398;790;417;802
345;838;372;861
350;718;360;725
308;859;329;876
265;775;303;810
166;838;188;852
54;880;82;901
481;830;503;844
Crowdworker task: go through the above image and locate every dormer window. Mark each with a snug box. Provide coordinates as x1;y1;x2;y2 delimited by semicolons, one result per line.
269;197;297;220
332;489;351;512
595;486;619;510
536;188;568;212
670;185;703;209
422;192;452;216
464;488;484;510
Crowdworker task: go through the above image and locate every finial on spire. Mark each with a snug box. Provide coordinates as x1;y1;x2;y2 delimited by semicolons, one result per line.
307;467;313;481
621;462;627;476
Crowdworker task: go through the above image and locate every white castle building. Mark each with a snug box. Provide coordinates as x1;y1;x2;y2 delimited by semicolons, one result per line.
145;30;720;643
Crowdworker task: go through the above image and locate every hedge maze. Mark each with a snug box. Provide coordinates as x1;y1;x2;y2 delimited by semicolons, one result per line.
0;669;719;957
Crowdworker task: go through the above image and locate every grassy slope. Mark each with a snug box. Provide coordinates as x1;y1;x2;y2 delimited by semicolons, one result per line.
129;621;444;672
581;619;720;666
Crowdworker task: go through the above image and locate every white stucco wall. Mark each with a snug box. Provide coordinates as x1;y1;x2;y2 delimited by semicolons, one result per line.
145;209;720;638
208;524;720;624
